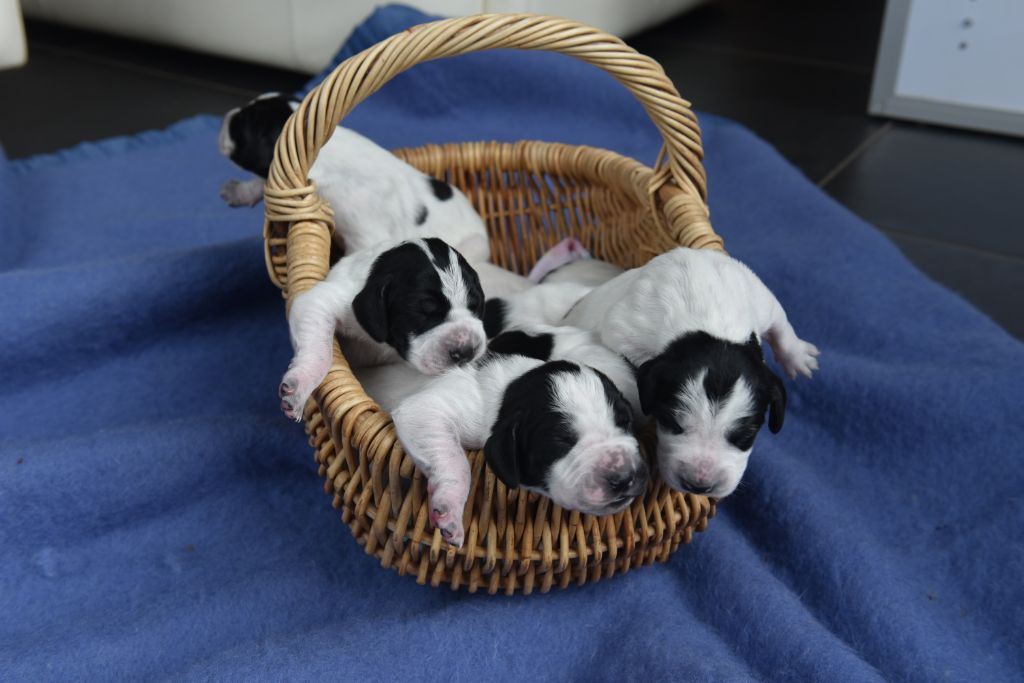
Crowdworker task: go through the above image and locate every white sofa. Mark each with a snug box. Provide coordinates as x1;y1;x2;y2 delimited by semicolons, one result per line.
22;0;704;73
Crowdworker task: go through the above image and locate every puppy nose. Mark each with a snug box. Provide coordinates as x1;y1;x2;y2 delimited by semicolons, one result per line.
679;477;714;495
607;464;648;496
448;344;475;365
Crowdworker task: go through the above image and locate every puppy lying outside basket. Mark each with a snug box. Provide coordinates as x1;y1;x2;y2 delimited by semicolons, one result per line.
262;14;725;595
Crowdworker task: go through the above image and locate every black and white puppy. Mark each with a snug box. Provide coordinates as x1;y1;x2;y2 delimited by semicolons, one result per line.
563;247;820;499
279;237;486;420
218;93;490;263
391;353;645;546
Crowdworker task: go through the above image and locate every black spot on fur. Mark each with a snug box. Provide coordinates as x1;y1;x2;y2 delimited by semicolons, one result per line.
484;361;582;490
483;299;508;338
488;331;554;361
226;94;296;178
429;177;454;201
635;331;786;446
414;205;429;226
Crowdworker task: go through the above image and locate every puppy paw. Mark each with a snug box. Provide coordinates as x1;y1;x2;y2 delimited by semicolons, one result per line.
279;366;317;421
219;178;264;207
776;339;820;380
430;505;465;548
527;237;591;283
427;487;466;547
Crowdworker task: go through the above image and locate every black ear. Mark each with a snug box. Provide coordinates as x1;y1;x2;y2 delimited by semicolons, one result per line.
352;274;390;342
457;253;486;319
594;369;633;432
766;369;787;434
484;415;521;488
635;357;662;416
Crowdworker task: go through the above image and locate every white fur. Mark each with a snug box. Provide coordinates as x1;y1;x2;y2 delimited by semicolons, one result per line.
563;247;820;498
540;258;624;287
475;262;532;298
492;282;594;332
278;239;486;420
390;354;642;546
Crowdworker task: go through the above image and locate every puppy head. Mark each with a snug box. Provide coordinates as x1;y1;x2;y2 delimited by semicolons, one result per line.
353;238;486;374
485;360;648;515
219;92;295;177
636;332;786;498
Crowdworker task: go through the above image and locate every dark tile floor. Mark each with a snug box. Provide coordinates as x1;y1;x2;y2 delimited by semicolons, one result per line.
1;2;1021;337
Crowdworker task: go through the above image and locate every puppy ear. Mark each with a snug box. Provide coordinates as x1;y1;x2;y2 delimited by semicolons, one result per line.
635;357;662;416
766;369;787;434
352;274;390;342
484;415;521;489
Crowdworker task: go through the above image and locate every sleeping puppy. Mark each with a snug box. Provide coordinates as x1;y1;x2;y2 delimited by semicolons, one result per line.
563;247;820;499
391;353;645;546
279;237;486;420
218;93;490;263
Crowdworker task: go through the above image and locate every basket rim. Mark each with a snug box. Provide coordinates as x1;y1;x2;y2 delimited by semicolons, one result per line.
263;138;722;290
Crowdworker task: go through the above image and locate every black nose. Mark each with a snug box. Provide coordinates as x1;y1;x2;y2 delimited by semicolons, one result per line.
607;466;647;496
679;477;713;494
448;345;475;364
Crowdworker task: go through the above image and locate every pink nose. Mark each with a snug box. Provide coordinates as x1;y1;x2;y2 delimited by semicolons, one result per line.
693;459;715;481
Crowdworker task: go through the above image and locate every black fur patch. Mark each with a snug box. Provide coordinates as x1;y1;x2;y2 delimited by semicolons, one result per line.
488;331;554;361
635;331;786;446
483;299;508;338
594;369;633;434
351;238;484;359
484;361;583;489
424;238;451;270
429;177;454;201
414;205;429;226
227;95;295;178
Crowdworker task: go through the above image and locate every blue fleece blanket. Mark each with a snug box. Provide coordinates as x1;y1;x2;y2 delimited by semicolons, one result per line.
2;6;1021;681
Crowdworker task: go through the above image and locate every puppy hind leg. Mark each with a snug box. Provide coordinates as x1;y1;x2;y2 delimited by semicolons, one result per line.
527;237;591;283
763;303;820;380
279;286;339;420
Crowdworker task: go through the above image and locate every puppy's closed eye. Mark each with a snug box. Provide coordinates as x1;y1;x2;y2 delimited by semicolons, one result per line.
661;418;685;436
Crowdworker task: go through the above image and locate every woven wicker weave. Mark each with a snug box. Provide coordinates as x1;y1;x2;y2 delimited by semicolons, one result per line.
262;14;725;594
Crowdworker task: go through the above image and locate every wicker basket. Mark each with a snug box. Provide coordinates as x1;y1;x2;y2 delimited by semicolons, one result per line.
262;14;725;595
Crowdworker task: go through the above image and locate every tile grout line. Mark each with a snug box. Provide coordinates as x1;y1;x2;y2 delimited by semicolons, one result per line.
879;224;1024;264
816;122;893;187
29;42;265;99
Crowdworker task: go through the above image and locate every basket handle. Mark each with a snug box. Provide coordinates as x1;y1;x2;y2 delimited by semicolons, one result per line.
264;13;715;297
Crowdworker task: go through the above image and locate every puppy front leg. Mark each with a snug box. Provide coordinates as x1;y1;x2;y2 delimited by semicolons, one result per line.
220;177;265;207
279;285;340;420
393;411;471;547
762;299;820;380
